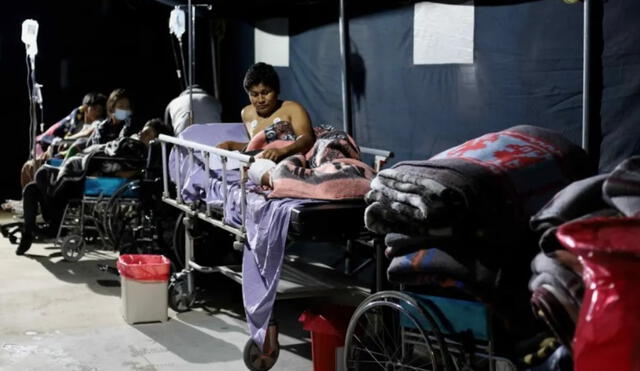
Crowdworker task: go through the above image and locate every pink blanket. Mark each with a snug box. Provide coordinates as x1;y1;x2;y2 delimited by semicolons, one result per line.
269;129;375;200
244;122;375;200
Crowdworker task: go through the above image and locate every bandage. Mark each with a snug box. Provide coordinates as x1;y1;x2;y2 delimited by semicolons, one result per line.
248;158;276;185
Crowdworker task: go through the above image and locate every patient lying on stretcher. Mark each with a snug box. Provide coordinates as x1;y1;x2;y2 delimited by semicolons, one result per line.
217;62;375;199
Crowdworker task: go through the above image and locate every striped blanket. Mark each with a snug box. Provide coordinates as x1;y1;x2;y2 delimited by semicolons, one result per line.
268;128;376;200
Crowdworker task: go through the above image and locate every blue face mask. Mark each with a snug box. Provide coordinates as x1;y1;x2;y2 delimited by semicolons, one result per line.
114;108;132;121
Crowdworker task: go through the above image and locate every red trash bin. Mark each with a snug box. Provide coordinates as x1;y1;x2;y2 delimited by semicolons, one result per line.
299;306;354;371
117;254;171;324
557;217;640;371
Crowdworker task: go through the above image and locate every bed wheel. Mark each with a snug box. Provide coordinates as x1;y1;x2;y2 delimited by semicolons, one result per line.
168;274;195;313
243;338;279;371
61;234;86;262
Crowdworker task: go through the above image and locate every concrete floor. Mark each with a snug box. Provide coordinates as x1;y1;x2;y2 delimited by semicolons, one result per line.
0;211;365;370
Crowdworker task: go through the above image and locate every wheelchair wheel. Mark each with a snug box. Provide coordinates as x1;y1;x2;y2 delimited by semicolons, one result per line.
344;291;446;371
168;274;196;313
61;234;86;262
172;213;186;269
243;337;279;371
104;180;145;252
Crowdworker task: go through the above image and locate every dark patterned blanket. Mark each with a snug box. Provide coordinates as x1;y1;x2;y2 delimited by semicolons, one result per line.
269;130;376;200
387;248;498;293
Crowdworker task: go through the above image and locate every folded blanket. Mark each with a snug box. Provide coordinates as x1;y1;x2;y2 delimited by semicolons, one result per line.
603;155;640;217
369;170;465;218
365;176;464;223
536;208;620;254
366;125;592;239
387;248;498;291
530;174;610;234
384;231;454;258
529;253;583;308
365;202;434;236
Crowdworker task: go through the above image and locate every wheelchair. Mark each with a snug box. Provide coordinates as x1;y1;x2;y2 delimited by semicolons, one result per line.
343;289;518;371
55;143;175;262
57;177;151;261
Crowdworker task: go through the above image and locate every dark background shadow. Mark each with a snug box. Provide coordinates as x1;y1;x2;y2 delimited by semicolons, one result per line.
28;248;122;297
133;314;244;363
1;0;214;201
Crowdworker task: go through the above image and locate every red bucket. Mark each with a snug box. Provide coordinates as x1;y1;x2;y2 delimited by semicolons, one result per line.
299;306;354;371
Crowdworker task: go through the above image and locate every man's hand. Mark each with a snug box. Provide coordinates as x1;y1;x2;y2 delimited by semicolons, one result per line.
216;140;231;151
259;148;285;162
217;141;249;152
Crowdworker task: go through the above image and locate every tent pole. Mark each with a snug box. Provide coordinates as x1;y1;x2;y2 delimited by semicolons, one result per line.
209;19;220;100
339;0;353;137
581;0;591;154
188;0;195;126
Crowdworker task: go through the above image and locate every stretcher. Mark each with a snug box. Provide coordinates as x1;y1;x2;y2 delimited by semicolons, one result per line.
157;124;391;370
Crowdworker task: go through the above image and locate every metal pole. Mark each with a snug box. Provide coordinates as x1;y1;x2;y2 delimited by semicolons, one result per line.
339;0;353;137
209;19;221;100
161;142;169;198
30;68;38;161
188;0;195;126
581;0;591;154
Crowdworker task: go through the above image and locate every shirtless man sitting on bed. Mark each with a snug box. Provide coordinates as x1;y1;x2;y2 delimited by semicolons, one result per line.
217;62;315;185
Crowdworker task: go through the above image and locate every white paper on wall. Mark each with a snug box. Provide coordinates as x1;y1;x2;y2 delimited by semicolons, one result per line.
413;1;475;65
255;18;289;67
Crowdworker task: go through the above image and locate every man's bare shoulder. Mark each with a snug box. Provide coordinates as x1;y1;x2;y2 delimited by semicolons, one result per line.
241;104;256;121
281;100;307;114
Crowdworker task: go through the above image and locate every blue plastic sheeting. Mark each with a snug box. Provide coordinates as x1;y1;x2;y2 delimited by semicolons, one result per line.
84;177;138;197
219;0;640;171
401;293;489;341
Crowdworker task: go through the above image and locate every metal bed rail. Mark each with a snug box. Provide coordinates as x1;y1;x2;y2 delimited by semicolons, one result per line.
360;146;392;172
158;133;254;240
159;132;394;302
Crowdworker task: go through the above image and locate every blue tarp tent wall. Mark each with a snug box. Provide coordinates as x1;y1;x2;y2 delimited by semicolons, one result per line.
201;0;639;172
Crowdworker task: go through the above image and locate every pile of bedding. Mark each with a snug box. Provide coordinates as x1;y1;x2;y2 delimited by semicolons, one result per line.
365;125;593;294
528;155;640;345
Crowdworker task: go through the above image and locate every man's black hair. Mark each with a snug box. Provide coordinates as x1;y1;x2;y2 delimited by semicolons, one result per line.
243;62;280;94
82;92;107;108
143;118;172;137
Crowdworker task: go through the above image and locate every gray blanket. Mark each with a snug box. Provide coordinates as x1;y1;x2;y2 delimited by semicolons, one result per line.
366;125;592;242
529;252;583;309
530;174;621;254
366;170;466;221
603;155;640;217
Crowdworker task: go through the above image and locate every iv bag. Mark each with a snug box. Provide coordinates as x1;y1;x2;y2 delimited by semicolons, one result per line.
169;7;186;40
21;19;39;46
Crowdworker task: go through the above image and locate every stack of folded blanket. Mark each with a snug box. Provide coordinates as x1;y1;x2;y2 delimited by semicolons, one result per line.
528;155;640;346
529;156;640;278
365;125;593;292
531;156;640;255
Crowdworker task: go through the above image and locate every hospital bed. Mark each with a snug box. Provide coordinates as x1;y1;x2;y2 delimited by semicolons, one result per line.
158;123;391;371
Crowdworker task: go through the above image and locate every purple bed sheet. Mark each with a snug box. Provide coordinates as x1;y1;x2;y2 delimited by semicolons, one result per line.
167;125;316;351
